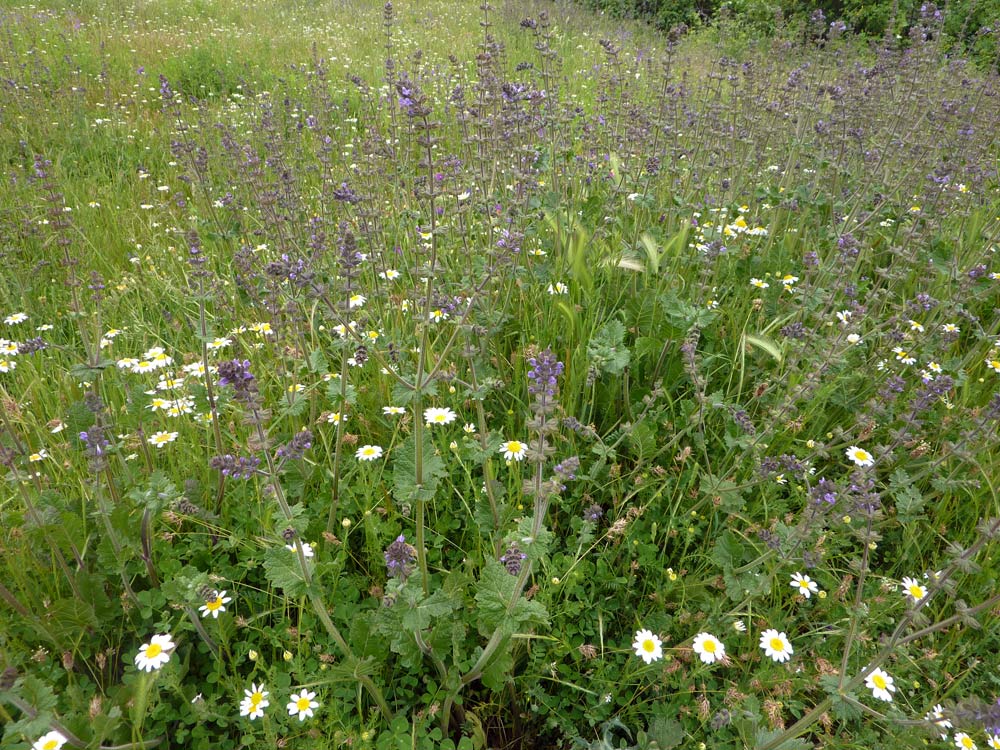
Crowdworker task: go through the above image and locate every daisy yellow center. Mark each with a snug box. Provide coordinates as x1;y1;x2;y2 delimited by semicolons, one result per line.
908;585;925;598
433;414;446;422
363;448;376;456
992;361;1000;368
852;450;869;461
44;741;59;750
250;691;263;703
642;639;655;653
206;597;223;611
798;581;810;589
507;441;523;452
962;738;974;750
703;640;716;653
872;674;886;689
296;697;311;711
770;638;784;651
145;643;162;658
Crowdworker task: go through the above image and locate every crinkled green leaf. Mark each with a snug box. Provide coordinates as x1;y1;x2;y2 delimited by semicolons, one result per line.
262;545;308;597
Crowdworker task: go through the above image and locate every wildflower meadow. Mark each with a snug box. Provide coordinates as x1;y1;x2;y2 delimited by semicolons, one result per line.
2;1;1000;749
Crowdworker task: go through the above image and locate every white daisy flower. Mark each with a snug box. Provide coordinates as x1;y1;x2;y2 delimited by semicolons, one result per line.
134;633;175;672
790;572;819;599
32;731;68;750
759;629;793;663
286;689;319;721
198;590;232;619
424;406;457;426
864;667;895;702
632;628;662;664
691;632;725;664
355;445;384;461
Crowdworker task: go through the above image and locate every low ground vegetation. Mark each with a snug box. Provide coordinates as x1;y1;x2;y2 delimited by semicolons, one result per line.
1;1;1000;749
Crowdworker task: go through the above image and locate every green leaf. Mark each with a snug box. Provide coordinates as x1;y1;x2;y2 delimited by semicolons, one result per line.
626;418;658;459
44;597;98;641
587;319;630;376
711;530;744;568
894;485;926;522
475;560;548;638
479;647;514;692
475;560;517;635
326;380;357;406
308;348;328;374
393;434;446;504
701;473;745;513
754;729;812;750
515;517;554;562
889;469;926;521
400;588;459;632
722;566;772;602
743;333;784;365
262;545;308;597
276;395;308;420
818;674;863;721
646;715;684;749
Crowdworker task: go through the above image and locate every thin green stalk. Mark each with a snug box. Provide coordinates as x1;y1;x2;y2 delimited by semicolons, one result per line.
0;581;30;618
467;355;499;535
412;398;430;597
411;109;441;599
324;346;351;534
838;514;873;690
195;291;226;514
251;414;394;720
181;604;220;659
91;482;139;608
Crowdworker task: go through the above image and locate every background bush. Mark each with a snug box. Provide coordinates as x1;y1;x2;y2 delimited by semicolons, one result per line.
576;0;1000;67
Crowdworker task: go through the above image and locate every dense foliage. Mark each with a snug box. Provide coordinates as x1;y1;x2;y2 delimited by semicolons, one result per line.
577;0;1000;68
2;1;1000;749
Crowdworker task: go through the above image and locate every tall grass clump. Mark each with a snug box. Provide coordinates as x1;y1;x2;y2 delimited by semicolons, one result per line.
2;1;1000;749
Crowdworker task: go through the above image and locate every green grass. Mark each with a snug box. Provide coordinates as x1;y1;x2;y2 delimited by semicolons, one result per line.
2;1;1000;750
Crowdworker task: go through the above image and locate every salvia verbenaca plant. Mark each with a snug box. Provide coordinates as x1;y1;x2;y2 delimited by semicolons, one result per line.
2;3;1000;750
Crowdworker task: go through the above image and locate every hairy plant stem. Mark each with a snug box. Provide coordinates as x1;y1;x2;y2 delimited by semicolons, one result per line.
467;354;500;536
195;292;226;515
0;581;30;617
324;345;351;534
250;412;393;720
838;513;874;690
410;106;442;599
182;604;221;659
461;408;550;688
